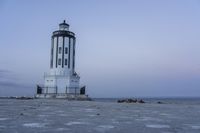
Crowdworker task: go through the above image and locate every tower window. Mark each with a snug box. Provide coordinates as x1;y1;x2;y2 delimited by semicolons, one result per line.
58;58;61;65
65;59;67;65
59;47;62;54
51;48;53;55
65;47;68;54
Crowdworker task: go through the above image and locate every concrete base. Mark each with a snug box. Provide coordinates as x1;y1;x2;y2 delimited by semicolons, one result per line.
35;94;91;100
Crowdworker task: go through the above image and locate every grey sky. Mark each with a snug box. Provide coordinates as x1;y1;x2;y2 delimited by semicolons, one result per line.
0;0;200;97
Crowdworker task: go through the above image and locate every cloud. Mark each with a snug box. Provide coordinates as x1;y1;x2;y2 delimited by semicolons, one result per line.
0;69;10;73
0;69;12;78
0;80;30;88
0;69;34;96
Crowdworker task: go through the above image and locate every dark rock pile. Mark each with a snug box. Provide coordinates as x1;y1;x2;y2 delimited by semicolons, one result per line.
16;96;34;100
157;101;164;104
117;99;145;103
0;96;34;100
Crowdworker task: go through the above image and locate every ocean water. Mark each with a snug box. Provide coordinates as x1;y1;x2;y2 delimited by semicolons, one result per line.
0;98;200;133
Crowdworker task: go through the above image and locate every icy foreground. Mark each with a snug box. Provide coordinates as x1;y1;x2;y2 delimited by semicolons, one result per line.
0;99;200;133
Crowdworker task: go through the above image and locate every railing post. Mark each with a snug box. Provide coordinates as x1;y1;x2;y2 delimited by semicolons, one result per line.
46;87;48;94
75;87;76;96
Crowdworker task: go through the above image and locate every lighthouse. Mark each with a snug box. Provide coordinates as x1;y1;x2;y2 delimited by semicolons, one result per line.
36;20;87;99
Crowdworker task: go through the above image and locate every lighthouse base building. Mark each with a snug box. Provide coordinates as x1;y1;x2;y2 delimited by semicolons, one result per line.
35;20;89;99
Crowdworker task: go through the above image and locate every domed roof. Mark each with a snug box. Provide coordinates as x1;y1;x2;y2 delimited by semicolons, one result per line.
59;20;69;27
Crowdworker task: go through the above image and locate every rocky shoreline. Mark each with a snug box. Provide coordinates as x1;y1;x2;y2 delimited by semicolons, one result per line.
0;96;92;101
117;98;145;103
0;97;165;104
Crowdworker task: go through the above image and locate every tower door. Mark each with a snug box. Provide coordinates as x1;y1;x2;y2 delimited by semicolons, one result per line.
57;79;67;94
37;85;42;94
80;86;85;95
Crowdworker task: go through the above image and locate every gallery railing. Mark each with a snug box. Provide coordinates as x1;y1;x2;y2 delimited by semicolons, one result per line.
36;85;85;95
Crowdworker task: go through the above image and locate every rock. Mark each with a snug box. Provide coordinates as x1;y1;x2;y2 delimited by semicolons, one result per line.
117;100;124;103
157;101;163;104
16;96;33;100
20;113;24;116
128;99;137;103
117;98;144;103
138;99;145;103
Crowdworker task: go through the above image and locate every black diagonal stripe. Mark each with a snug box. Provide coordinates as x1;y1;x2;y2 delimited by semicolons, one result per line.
68;37;70;68
56;37;58;68
73;38;75;69
62;36;65;68
50;37;53;68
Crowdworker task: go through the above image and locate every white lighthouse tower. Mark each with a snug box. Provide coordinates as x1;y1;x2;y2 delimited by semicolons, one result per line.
36;20;87;99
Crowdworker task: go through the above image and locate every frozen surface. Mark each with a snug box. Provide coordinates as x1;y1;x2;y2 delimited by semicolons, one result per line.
0;99;200;133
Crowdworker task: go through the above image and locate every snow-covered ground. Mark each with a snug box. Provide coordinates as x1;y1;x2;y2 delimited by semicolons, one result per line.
0;99;200;133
